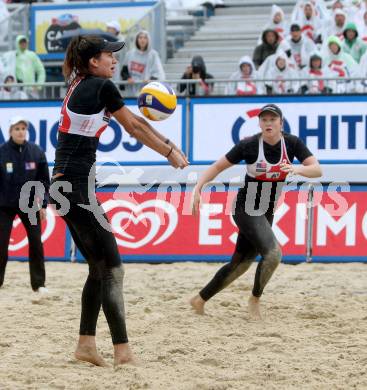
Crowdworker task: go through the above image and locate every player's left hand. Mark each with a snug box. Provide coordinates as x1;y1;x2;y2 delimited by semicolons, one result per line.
191;187;201;216
280;163;299;175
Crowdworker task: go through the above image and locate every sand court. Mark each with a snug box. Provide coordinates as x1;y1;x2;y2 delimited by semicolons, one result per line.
0;261;366;390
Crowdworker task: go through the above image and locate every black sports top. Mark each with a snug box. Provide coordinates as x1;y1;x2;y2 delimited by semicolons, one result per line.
53;76;124;178
226;132;313;211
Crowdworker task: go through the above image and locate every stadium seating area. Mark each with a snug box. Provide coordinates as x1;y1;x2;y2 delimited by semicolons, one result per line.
1;0;367;98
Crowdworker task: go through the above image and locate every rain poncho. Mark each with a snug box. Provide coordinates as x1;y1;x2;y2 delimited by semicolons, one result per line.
323;35;360;92
15;35;46;87
253;29;290;68
263;51;300;94
342;22;367;63
286;33;316;68
347;0;365;28
293;1;322;42
121;30;165;96
300;52;337;93
292;0;329;22
258;5;289;43
226;56;262;95
357;50;367;91
0;75;28;100
322;9;347;42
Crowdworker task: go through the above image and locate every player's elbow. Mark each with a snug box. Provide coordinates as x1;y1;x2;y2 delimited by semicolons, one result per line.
311;163;322;178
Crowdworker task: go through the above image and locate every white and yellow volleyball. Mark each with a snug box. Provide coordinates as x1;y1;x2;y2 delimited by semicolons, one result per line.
138;82;177;121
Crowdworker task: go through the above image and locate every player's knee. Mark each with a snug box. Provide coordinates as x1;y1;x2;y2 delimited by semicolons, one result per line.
88;263;103;280
265;245;282;268
103;264;124;284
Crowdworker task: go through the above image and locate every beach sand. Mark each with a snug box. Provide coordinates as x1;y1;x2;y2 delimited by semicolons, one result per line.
0;261;366;390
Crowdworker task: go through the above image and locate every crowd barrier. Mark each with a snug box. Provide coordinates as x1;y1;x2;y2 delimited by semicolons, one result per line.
8;184;367;263
1;78;367;100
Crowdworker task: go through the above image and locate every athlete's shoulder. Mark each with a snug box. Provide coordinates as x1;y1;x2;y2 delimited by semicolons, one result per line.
81;76;115;89
283;132;300;143
240;132;260;145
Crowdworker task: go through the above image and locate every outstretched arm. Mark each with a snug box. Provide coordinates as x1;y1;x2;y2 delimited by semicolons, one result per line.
280;156;322;178
131;112;187;161
112;106;188;169
192;156;234;215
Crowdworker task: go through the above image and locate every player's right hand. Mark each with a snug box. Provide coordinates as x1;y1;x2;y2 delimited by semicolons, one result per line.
167;149;189;169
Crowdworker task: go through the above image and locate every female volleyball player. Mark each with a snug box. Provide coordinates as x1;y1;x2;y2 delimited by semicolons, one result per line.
51;35;188;367
190;104;321;319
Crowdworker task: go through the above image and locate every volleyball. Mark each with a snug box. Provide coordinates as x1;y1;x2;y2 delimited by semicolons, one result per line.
138;81;177;121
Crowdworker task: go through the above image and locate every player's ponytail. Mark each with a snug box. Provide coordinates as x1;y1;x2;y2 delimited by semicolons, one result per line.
63;35;102;83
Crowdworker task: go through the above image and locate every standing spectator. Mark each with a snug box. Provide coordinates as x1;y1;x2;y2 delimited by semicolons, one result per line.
324;35;360;92
295;1;322;43
286;23;316;68
322;9;347;42
258;5;289;43
179;55;214;96
106;20;124;41
263;51;300;95
253;29;282;69
15;35;46;99
226;56;261;95
121;30;165;96
105;20;124;83
0;75;28;100
300;51;337;94
342;22;367;63
0;116;50;292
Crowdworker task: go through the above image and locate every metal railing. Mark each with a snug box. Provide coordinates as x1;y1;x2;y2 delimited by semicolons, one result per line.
0;77;366;100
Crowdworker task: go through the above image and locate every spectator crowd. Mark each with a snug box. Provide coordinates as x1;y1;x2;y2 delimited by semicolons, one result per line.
1;0;367;98
183;0;367;96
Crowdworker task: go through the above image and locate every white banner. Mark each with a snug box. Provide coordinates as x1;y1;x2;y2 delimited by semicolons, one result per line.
190;97;367;163
0;100;184;165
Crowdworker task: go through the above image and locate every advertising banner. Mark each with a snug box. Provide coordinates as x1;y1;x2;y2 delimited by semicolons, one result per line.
7;185;367;263
311;185;367;261
190;96;367;164
8;208;69;260
0;100;185;166
74;186;308;262
30;2;157;60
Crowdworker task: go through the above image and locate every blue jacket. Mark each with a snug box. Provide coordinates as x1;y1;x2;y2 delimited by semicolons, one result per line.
0;139;50;208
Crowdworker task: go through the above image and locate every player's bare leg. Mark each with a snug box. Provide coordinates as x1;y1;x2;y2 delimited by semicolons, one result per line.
113;343;136;366
75;335;108;367
248;295;262;320
190;294;206;315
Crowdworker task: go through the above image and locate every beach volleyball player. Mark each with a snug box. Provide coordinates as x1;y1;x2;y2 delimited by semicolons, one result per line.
190;104;322;319
50;35;188;366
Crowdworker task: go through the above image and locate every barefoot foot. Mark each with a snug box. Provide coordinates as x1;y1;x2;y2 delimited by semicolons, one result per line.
114;343;136;367
190;294;205;315
74;345;108;367
248;295;262;320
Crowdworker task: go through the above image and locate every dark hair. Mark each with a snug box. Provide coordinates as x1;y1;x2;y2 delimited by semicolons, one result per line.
135;31;149;51
63;35;102;82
